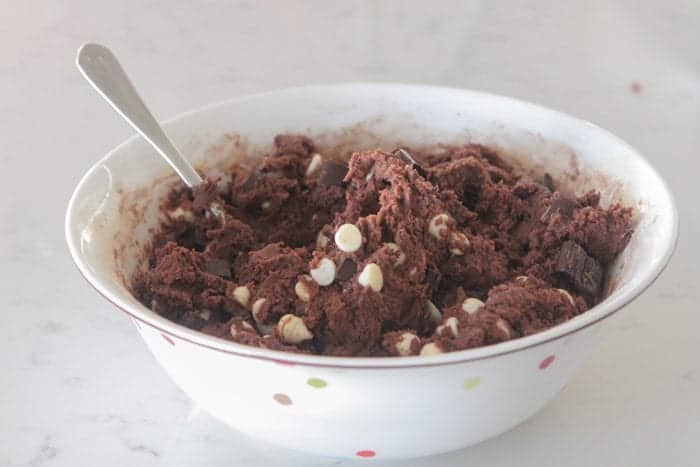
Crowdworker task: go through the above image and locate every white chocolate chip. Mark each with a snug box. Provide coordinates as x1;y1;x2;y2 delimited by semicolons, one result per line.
419;342;443;356
384;242;406;267
277;314;313;344
197;310;211;321
168;207;195;222
334;223;362;253
230;320;257;338
462;298;485;315
409;267;418;277
449;232;471;256
425;300;442;322
250;300;273;335
437;317;459;337
316;231;330;248
310;257;336;286
556;288;576;306
306;153;323;176
259;334;275;348
495;318;514;339
515;276;529;283
365;166;375;182
209;202;226;222
395;332;419;356
231;285;250;307
294;275;313;302
428;213;451;239
358;263;383;292
261;201;271;210
251;298;267;322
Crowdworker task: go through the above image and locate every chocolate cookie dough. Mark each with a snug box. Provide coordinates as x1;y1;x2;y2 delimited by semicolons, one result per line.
133;135;633;356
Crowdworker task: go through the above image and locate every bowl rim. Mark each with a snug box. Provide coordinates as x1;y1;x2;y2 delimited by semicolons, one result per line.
65;82;679;369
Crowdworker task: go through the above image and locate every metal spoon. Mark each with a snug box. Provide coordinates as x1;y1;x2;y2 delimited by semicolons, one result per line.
76;43;203;188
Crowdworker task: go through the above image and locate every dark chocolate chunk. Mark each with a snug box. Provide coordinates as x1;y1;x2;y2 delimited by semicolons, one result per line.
425;265;441;289
394;148;428;178
541;193;577;223
241;171;259;190
179;311;208;330
336;258;357;280
193;228;209;250
552;195;576;217
318;161;348;186
553;241;603;296
543;173;555;192
205;259;232;278
513;189;550;242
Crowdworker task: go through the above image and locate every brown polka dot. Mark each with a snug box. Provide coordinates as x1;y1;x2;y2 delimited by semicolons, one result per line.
273;393;292;405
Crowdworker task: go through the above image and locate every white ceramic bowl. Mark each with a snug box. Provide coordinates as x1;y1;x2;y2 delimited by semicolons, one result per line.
66;84;678;460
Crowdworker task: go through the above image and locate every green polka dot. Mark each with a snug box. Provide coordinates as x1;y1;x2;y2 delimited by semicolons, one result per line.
307;377;327;388
462;377;481;390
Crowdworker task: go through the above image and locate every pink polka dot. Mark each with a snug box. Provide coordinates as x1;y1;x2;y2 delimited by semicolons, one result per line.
161;333;175;346
629;81;642;94
356;450;375;458
539;355;555;370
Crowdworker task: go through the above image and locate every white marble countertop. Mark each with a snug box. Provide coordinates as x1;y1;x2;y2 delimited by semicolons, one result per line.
1;1;698;465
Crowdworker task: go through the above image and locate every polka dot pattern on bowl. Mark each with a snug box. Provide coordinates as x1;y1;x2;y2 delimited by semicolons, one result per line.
307;377;327;388
539;354;556;369
273;393;292;405
262;352;565;460
462;377;481;390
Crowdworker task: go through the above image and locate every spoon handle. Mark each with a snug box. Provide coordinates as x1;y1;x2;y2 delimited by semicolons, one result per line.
76;43;203;188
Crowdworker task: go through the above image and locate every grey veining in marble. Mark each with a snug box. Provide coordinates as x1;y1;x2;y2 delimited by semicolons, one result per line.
1;1;698;466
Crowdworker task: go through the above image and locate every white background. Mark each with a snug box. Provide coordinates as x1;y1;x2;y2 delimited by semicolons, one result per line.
1;1;698;466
